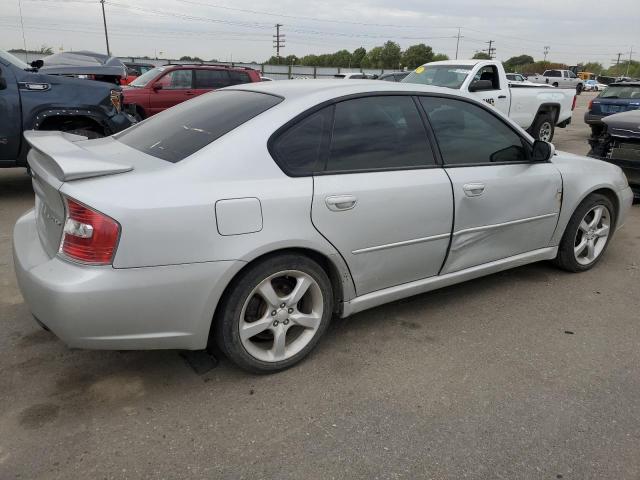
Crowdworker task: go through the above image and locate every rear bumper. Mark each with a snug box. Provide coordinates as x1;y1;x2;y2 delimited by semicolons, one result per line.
13;210;243;350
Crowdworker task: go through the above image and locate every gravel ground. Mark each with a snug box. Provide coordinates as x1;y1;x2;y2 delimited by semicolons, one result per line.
1;92;639;479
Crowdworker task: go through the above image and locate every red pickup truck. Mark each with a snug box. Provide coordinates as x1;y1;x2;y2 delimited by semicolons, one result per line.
122;64;261;119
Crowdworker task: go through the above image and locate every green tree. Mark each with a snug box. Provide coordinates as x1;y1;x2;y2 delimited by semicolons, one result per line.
284;55;299;65
179;55;203;62
472;52;492;60
380;41;402;69
351;47;366;68
331;49;352;67
362;46;383;68
401;43;434;69
503;54;534;72
38;45;53;55
581;62;604;74
432;53;449;62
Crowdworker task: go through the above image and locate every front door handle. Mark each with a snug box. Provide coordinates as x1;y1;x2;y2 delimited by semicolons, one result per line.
463;183;485;197
498;95;507;99
185;91;195;96
325;195;357;211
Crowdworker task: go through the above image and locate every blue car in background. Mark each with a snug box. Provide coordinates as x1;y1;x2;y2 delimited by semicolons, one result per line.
585;81;640;136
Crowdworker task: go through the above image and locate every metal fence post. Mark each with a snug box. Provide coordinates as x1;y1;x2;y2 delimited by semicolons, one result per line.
314;66;317;79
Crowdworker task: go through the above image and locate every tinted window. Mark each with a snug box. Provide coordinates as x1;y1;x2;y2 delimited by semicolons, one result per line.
420;97;529;165
546;70;561;78
195;69;230;89
271;108;331;175
326;96;435;172
229;71;251;85
157;69;193;89
115;91;282;162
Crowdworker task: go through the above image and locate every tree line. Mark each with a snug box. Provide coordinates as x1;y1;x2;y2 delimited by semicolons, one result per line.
265;41;448;69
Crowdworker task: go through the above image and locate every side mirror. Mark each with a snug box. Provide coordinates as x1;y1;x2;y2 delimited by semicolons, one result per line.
0;76;6;90
152;83;163;91
468;79;493;92
30;59;44;69
531;140;554;162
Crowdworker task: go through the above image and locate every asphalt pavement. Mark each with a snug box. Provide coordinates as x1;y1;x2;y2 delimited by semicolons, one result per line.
1;92;639;479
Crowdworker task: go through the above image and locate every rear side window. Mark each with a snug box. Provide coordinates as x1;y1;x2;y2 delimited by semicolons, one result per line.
115;90;282;162
326;96;435;172
229;71;251;85
271;108;331;175
195;70;230;89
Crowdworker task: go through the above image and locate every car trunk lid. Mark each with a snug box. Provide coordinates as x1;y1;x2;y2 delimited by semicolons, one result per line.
24;130;134;258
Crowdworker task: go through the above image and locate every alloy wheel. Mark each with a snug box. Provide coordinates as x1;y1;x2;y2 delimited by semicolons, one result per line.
574;205;611;265
539;122;553;142
239;270;324;363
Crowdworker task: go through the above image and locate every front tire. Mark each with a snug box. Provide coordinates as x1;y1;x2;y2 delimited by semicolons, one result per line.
214;254;333;373
554;193;616;272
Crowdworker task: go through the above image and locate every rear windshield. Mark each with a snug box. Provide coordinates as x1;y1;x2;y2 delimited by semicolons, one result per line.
599;84;640;99
402;65;473;89
115;90;282;162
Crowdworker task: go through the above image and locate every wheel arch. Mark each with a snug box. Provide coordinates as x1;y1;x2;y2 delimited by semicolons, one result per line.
535;103;561;124
209;246;355;337
35;113;108;135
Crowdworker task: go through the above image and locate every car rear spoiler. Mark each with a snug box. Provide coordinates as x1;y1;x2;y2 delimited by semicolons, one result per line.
24;130;133;182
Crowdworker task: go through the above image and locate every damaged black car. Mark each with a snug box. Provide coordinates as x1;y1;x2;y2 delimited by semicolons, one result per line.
589;109;640;199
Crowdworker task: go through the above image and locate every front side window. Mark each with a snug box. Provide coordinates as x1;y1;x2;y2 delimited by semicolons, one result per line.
326;96;435;172
115;91;282;162
195;69;230;89
157;69;193;89
473;65;500;89
420;97;529;166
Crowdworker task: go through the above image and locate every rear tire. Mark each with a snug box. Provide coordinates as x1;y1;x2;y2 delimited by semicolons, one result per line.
552;82;559;88
530;113;555;142
213;254;333;373
554;193;616;272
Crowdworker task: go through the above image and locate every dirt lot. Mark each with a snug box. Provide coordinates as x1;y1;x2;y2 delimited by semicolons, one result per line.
1;92;639;479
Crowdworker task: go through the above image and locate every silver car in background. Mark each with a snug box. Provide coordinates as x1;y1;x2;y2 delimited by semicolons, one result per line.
13;81;633;373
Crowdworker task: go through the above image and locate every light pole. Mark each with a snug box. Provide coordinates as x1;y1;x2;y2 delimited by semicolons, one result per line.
100;0;111;56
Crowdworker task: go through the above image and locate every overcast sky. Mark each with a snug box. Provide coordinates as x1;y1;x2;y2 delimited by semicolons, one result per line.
1;0;638;66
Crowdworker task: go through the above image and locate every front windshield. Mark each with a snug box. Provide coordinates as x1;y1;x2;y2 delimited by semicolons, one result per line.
600;85;640;99
129;66;165;87
402;64;473;89
0;49;29;69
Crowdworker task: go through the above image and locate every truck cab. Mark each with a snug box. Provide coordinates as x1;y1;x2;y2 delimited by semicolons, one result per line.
0;49;134;168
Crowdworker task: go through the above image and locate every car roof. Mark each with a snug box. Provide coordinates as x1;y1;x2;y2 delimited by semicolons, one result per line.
610;81;640;86
423;59;482;66
229;79;474;105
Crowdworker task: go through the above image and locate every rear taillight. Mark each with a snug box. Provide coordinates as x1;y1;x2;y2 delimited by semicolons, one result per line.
572;95;577;111
587;99;593;111
60;197;120;265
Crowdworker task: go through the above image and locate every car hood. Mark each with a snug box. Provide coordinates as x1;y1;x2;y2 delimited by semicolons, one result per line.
602;110;640;139
38;50;126;77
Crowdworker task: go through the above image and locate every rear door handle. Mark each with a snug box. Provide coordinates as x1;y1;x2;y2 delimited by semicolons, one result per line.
325;195;357;211
463;183;485;197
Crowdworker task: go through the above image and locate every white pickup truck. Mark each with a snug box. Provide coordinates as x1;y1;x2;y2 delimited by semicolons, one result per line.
402;60;576;142
528;69;584;92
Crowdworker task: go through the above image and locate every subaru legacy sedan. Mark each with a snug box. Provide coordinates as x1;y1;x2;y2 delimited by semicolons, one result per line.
14;81;633;373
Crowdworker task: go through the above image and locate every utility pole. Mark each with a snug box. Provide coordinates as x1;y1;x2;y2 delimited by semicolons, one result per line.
17;0;28;62
484;40;495;59
543;46;550;62
455;28;462;60
273;24;285;64
626;46;634;77
100;0;111;56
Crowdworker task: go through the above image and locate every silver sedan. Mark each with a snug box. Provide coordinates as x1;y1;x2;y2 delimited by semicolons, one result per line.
13;81;634;373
